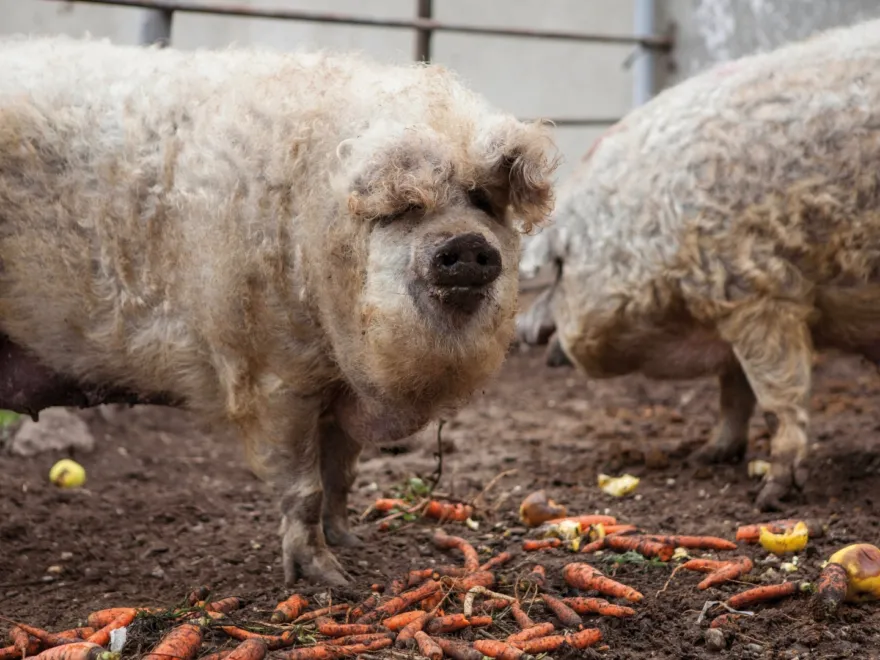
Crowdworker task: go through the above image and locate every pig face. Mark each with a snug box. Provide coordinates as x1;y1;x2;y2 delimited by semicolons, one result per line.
325;118;557;420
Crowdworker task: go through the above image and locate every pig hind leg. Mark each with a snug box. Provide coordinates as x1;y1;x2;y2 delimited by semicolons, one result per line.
319;418;364;548
692;363;756;464
718;301;813;511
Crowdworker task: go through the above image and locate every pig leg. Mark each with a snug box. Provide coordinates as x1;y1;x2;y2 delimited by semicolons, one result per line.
718;303;812;511
320;418;364;548
544;332;574;367
692;364;756;464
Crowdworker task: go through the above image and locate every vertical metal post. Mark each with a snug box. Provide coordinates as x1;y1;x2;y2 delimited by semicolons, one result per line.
632;0;656;106
415;0;432;62
140;8;173;47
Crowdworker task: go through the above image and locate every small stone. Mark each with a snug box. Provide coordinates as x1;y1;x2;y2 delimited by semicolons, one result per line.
704;628;726;652
745;643;764;655
60;551;74;561
149;567;166;579
46;565;63;575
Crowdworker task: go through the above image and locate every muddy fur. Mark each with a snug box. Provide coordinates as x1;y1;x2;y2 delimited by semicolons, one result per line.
517;18;880;511
0;35;558;584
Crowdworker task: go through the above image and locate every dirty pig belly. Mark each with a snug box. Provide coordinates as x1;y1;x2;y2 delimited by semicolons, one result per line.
0;334;178;418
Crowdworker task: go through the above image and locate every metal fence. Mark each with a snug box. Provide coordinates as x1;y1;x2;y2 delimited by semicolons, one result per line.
45;0;674;127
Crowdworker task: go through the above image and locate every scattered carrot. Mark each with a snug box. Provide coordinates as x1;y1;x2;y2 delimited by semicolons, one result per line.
356;580;441;623
563;562;644;602
603;535;674;561
681;559;729;573
424;501;474;522
370;584;384;593
279;638;392;660
0;647;25;660
710;614;744;629
469;616;493;627
524;565;546;589
644;535;737;551
480;599;515;612
579;539;606;554
420;590;444;612
523;539;561;552
195;652;231;660
347;594;380;621
507;622;555;643
55;629;95;641
327;632;394;647
292;605;350;624
413;631;442;660
388;579;406;596
271;595;309;624
85;609;137;629
596;524;639;536
510;635;566;653
473;639;527;660
373;498;406;512
735;519;824;543
314;619;377;638
813;562;849;620
509;603;535;630
727;581;800;609
447;571;496;592
394;611;431;649
479;552;513;572
225;638;267;660
541;594;583;628
8;628;39;656
186;586;211;605
85;610;137;648
562;597;636;618
6;622;80;649
432;530;480;572
205;597;242;614
425;614;471;635
218;628;295;651
547;515;617;527
31;642;118;660
380;610;423;632
141;623;203;660
565;628;604;649
432;637;483;660
698;557;754;590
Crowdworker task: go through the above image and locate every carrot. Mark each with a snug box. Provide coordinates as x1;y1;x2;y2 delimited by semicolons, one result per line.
278;638;392;660
432;530;480;572
292;605;350;624
447;571;495;593
85;609;137;629
380;610;423;632
710;613;744;629
271;594;309;624
698;557;754;590
6;622;80;649
473;640;527;660
431;637;483;660
394;611;430;649
469;616;493;627
407;566;467;588
0;646;26;660
187;586;211;605
195;652;232;660
727;581;799;609
562;597;635;618
420;591;444;612
8;628;39;656
563;562;644;602
218;628;296;651
423;501;474;522
370;583;384;593
547;515;617;527
31;642;118;660
356;580;441;623
142;623;203;660
813;562;849;621
425;614;471;635
541;594;583;628
509;603;534;630
644;535;737;551
86;610;137;648
373;498;406;512
735;519;825;543
579;539;606;554
55;629;95;641
681;558;729;573
347;594;380;621
479;552;513;572
510;635;566;653
522;538;561;552
206;597;243;615
480;598;515;612
314;619;378;638
524;565;546;589
603;535;674;561
225;639;267;660
327;632;394;647
506;622;555;643
565;628;603;649
413;631;442;660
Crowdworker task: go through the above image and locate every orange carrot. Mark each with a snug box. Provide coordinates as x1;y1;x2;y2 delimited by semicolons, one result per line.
479;552;512;572
86;609;137;629
218;628;295;651
522;538;561;552
142;623;203;660
8;628;39;656
432;638;483;660
380;610;423;632
413;631;442;660
278;637;392;660
681;559;729;573
424;614;471;635
420;591;444;612
644;535;737;551
480;599;514;613
407;566;467;588
566;628;603;649
370;584;385;593
0;646;26;660
205;597;242;614
423;501;474;522
347;594;380;621
473;640;527;660
195;652;231;660
373;498;406;512
506;622;555;643
55;629;96;641
698;557;754;590
562;597;635;618
710;613;744;629
468;616;493;627
314;619;377;638
432;530;480;572
447;571;495;593
541;594;582;628
356;580;441;623
510;635;566;653
327;632;394;647
603;535;674;561
225;639;267;660
271;594;309;624
509;603;534;630
726;582;800;609
579;539;606;554
292;605;350;624
388;579;406;596
735;519;824;543
394;612;431;649
547;515;617;527
813;562;849;620
86;610;137;647
563;562;644;602
186;586;211;605
6;622;80;649
524;565;546;589
30;642;117;660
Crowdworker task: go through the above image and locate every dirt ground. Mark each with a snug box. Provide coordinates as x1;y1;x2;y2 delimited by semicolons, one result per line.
3;317;880;659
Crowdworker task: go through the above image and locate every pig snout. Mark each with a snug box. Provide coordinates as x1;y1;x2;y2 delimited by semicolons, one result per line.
421;233;502;314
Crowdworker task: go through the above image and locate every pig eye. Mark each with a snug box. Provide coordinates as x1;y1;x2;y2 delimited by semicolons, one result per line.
468;188;496;219
378;203;423;226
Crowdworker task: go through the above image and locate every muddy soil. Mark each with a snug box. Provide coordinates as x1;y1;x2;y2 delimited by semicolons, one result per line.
3;336;880;659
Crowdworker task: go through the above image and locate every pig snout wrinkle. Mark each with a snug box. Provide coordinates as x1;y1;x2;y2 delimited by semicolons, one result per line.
429;233;502;288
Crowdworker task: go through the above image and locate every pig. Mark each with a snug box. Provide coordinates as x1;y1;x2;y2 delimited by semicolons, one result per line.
516;18;880;512
0;35;558;585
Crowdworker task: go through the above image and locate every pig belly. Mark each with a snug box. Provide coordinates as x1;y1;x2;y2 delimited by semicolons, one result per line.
638;328;736;380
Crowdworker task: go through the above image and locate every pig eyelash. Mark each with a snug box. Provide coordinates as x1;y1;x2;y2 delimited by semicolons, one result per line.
467;187;497;220
378;203;424;226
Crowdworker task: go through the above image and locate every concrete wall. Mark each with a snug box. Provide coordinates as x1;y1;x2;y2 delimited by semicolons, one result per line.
0;0;648;181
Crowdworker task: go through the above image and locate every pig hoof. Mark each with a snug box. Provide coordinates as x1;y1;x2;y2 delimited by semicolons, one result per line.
324;522;364;548
755;480;790;512
691;440;746;465
286;551;351;587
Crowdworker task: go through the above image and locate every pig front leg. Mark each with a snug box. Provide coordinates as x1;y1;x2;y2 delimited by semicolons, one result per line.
718;302;812;511
692;364;756;464
319;418;364;548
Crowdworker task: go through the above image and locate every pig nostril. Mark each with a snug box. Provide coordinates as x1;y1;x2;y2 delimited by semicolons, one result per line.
440;252;458;267
476;253;489;266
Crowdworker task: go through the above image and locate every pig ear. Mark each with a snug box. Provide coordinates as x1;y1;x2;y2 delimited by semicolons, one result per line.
483;120;560;234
